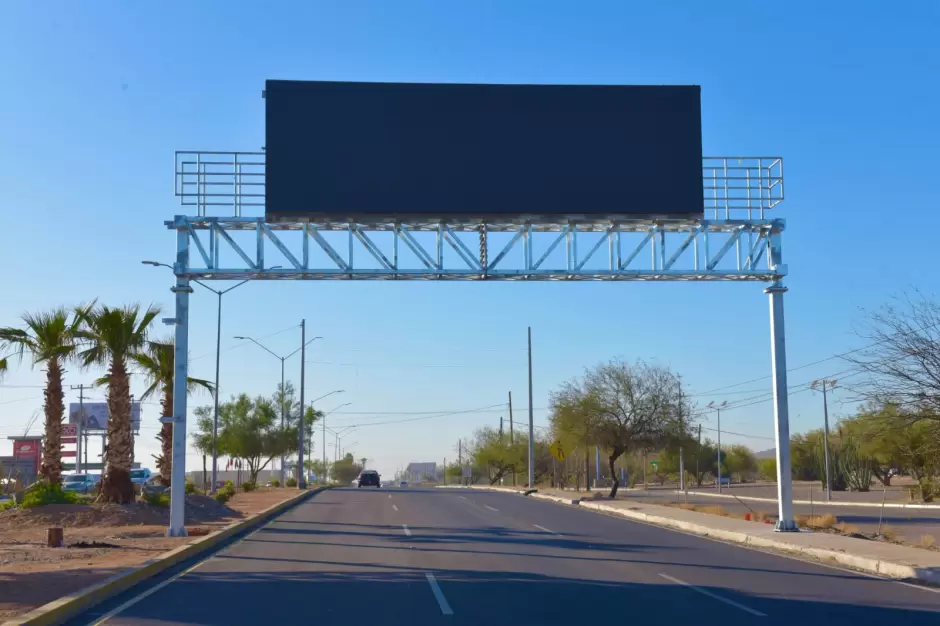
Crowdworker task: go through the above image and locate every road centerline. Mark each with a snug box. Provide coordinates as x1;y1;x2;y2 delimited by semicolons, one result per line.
402;524;412;537
392;504;399;512
659;573;767;617
425;573;454;615
484;504;499;512
533;523;560;536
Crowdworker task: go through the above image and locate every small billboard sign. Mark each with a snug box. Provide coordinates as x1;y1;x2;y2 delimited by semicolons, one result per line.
68;402;141;432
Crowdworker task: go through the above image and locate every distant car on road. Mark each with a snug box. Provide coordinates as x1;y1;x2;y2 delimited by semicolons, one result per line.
399;480;408;488
358;470;381;488
62;474;100;494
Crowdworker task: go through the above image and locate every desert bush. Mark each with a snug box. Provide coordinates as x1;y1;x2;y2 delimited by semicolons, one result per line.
185;481;197;495
919;534;936;549
241;481;256;492
270;479;281;488
142;490;170;507
19;482;80;508
286;477;298;487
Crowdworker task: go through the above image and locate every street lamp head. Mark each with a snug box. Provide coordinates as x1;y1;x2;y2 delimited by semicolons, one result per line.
234;336;247;340
141;260;159;266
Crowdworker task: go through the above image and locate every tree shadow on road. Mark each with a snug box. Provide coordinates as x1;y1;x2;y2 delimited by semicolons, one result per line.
78;563;940;626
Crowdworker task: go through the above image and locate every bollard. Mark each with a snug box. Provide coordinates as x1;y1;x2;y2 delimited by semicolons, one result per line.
47;527;64;548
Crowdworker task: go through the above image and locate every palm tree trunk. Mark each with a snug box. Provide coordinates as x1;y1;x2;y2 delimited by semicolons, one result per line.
39;358;64;485
98;358;135;503
156;385;174;485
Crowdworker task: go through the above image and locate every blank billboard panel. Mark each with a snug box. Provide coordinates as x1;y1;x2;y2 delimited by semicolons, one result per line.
264;80;703;221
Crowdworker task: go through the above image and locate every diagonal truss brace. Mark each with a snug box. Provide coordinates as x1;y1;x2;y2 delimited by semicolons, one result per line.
167;217;786;282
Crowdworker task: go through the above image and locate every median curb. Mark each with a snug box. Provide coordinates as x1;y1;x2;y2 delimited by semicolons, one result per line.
670;490;940;510
530;492;582;505
3;487;330;626
576;500;940;586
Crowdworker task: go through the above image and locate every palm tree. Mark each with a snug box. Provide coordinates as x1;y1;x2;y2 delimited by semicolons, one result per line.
77;304;160;503
0;308;85;485
131;339;213;486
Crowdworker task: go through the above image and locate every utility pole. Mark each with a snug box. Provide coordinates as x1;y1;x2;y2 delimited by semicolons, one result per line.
526;326;534;489
678;385;685;491
499;416;504;440
297;320;307;489
508;391;515;486
70;384;88;473
811;379;837;502
696;424;702;488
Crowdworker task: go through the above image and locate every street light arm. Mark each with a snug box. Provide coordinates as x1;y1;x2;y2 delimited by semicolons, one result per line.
285;336;322;360
235;336;286;361
311;390;344;405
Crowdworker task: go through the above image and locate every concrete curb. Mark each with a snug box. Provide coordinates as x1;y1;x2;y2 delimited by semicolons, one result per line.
530;493;582;505
3;487;330;626
577;501;940;586
670;490;940;510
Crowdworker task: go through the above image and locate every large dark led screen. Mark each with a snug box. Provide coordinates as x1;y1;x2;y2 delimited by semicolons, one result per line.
264;80;703;220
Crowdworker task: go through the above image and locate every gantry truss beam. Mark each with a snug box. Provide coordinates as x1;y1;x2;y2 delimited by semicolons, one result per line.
167;216;786;282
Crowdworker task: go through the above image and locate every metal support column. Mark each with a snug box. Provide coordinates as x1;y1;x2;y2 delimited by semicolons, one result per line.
167;228;192;537
280;359;286;484
768;283;798;532
211;291;221;494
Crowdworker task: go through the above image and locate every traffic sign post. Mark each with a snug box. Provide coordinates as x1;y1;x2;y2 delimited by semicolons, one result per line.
549;441;566;462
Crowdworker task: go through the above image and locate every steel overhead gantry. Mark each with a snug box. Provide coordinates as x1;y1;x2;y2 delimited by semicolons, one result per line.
162;153;798;535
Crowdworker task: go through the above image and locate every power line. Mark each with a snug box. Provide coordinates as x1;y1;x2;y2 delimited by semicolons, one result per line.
336;403;507;429
191;323;300;362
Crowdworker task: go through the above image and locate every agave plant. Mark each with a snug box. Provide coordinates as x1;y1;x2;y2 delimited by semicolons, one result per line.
77;304;160;503
131;339;213;486
0;308;86;485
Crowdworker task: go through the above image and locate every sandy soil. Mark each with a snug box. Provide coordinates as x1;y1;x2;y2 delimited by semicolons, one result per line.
0;488;301;621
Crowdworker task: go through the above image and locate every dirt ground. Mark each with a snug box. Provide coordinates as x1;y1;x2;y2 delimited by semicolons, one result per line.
0;488;301;622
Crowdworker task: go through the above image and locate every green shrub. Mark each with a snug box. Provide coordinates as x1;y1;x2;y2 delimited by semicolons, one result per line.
241;481;256;492
19;482;80;508
0;499;15;512
286;478;298;487
184;481;197;495
214;481;236;504
142;490;170;507
270;479;281;488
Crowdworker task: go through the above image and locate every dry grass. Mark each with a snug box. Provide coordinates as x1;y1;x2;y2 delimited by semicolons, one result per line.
879;525;900;542
834;522;860;534
678;503;697;511
697;505;729;517
918;534;936;549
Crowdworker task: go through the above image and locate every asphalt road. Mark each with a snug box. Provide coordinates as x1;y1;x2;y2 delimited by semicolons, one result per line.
69;487;940;625
621;488;940;538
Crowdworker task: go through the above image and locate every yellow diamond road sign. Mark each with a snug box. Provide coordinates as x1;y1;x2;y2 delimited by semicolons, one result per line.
550;441;566;462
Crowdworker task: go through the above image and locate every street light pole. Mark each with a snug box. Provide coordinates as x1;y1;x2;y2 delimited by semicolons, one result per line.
234;330;321;485
142;260;259;494
298;320;306;489
708;401;728;493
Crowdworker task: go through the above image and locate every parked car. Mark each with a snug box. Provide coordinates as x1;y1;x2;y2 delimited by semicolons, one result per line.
399;480;408;488
130;468;152;486
62;474;100;494
357;470;381;488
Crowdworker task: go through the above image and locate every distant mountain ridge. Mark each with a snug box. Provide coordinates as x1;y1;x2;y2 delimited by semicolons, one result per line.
755;448;776;459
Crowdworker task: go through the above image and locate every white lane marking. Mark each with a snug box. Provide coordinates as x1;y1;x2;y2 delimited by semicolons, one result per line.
388;494;392;499
534;524;560;536
458;495;468;500
89;560;207;624
392;504;399;512
484;504;499;512
425;573;454;615
402;524;412;537
659;573;767;617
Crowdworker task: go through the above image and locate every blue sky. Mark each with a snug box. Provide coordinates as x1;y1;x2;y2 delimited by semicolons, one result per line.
1;1;938;478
